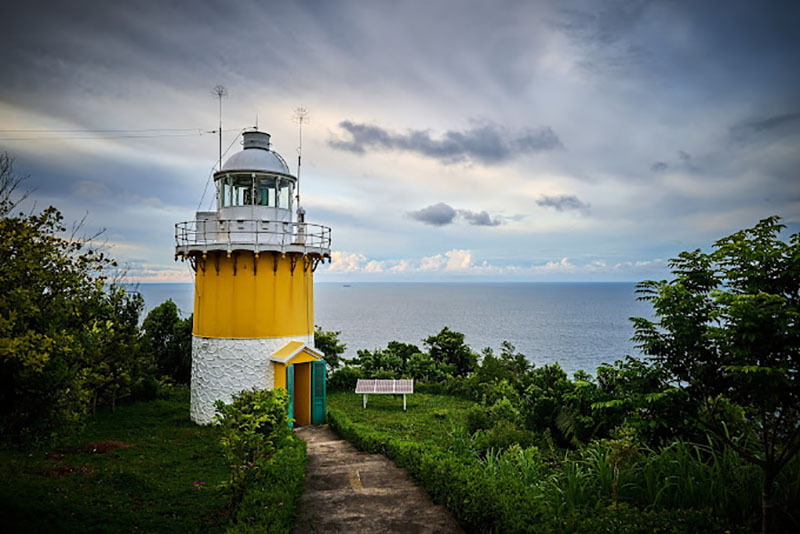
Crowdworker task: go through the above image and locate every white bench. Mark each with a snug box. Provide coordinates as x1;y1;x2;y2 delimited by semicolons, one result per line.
355;379;414;411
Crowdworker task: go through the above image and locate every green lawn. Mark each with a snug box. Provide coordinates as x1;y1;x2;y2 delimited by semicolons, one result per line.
327;391;475;447
0;388;229;534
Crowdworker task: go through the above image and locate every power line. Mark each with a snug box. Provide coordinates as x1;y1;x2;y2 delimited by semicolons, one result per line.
197;128;245;213
0;128;205;133
0;132;208;141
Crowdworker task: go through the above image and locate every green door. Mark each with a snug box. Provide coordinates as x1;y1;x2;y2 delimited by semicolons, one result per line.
311;361;326;424
287;364;295;429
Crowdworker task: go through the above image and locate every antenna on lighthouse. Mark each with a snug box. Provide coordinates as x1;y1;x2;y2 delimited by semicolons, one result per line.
293;106;309;214
212;85;228;171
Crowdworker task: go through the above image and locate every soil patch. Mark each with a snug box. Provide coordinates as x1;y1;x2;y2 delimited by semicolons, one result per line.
42;465;95;477
83;441;136;453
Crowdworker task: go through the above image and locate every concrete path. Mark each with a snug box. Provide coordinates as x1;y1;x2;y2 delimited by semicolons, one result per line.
292;425;463;534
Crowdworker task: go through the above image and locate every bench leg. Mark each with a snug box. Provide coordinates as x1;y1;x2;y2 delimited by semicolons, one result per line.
363;394;367;409
403;394;406;411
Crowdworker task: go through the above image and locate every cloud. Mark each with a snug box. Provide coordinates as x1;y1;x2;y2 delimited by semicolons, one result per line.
536;194;590;212
532;257;575;272
329;120;562;164
327;251;367;272
318;247;671;280
72;180;111;201
409;202;504;226
390;259;409;272
729;112;800;144
650;161;668;172
419;254;445;271
408;202;457;226
458;209;503;226
364;260;384;273
444;249;473;271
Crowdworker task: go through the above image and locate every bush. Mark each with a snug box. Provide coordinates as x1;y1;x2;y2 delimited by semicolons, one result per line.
328;366;362;392
313;326;346;370
465;405;491;435
226;435;306;534
141;300;192;385
215;388;292;509
215;388;307;533
326;404;768;533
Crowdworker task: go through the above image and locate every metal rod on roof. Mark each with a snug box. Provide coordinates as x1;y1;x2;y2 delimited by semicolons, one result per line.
293;106;309;211
213;85;228;171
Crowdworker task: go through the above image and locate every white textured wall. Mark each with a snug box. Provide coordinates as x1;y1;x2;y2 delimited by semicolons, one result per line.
190;334;314;425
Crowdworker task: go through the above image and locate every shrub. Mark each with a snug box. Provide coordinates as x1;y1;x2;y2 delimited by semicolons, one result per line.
326;403;772;533
313;326;346;370
465;405;491;434
141;300;192;385
328;365;362;392
215;388;292;510
226;435;306;534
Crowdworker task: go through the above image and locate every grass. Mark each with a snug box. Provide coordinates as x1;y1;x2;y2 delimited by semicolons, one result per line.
0;388;229;533
327;391;475;447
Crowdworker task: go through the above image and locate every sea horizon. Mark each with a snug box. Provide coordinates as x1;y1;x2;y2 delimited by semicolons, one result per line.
131;281;653;377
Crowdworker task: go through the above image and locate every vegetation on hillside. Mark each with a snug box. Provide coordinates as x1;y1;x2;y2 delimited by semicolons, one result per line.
326;216;800;533
0;154;305;532
0;388;229;533
215;388;307;534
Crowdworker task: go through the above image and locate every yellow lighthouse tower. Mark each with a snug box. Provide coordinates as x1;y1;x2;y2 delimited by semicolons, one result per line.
175;130;331;425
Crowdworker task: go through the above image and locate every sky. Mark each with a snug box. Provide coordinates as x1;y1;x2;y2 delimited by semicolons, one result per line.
1;0;798;282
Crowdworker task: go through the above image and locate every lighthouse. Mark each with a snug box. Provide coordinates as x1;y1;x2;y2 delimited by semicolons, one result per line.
175;129;331;426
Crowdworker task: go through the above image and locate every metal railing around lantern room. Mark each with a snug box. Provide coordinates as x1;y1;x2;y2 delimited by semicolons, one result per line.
174;219;331;258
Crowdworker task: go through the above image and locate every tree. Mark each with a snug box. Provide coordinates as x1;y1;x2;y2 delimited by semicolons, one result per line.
424;327;478;378
632;216;799;534
141;299;191;384
83;285;146;413
0;152;148;441
0;154;114;440
314;326;346;370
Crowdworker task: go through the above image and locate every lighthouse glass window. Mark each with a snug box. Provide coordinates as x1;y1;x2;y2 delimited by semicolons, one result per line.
228;175;252;206
278;179;292;209
256;177;277;206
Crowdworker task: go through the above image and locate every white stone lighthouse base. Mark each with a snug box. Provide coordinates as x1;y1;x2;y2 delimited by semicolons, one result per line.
190;334;314;425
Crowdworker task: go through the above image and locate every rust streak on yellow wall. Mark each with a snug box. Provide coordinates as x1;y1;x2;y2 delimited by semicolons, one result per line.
193;251;314;338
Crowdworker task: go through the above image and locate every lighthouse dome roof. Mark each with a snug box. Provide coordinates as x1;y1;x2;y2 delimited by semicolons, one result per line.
221;130;292;176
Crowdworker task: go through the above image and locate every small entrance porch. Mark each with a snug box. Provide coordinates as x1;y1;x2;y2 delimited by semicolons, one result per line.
271;342;326;428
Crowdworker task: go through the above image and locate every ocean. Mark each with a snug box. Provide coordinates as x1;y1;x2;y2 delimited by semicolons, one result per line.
132;282;653;377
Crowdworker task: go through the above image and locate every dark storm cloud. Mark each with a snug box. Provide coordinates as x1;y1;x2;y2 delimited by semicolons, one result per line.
458;210;503;227
408;203;505;227
329;121;562;165
408;202;457;226
729;112;800;144
536;194;590;212
650;161;668;173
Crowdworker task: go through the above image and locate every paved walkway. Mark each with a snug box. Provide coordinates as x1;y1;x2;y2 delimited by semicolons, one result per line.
292;425;462;534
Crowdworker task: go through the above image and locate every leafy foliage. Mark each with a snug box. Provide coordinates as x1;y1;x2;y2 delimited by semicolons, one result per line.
214;389;291;508
313;326;346;370
141;299;192;385
632;216;800;533
424;326;478;378
327;399;780;533
0;153;150;442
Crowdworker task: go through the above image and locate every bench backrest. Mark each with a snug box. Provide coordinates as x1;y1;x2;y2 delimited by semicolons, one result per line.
355;379;414;394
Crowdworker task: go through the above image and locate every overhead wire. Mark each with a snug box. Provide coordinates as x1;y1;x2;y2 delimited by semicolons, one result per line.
197;128;246;213
0;127;242;142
